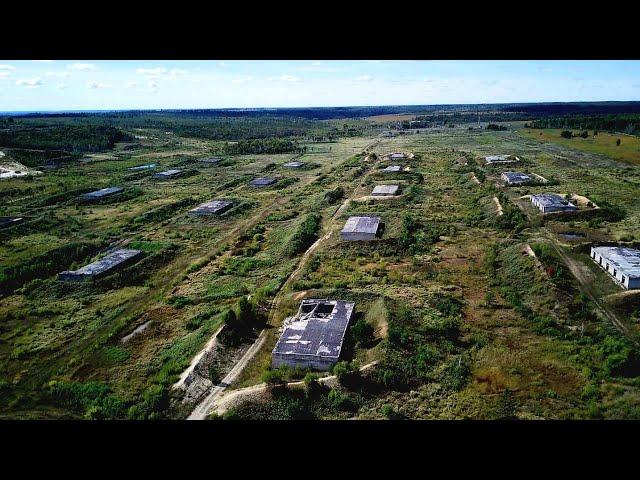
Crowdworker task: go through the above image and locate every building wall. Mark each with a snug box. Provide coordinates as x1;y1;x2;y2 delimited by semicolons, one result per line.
272;353;337;371
340;231;377;241
590;247;639;290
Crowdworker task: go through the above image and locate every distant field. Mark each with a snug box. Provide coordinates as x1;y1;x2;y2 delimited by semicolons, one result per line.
519;128;640;165
365;114;416;122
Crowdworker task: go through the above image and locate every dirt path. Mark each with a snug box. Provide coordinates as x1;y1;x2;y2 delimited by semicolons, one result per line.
173;325;225;389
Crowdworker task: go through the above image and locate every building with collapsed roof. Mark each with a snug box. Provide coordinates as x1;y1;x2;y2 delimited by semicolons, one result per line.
501;171;532;185
272;299;355;370
188;199;233;216
372;185;399;196
153;169;183;179
382;165;402;173
0;216;23;230
249;177;276;187
80;187;123;201
340;216;381;241
485;154;519;165
591;246;640;289
128;164;156;171
530;194;577;213
283;161;305;168
58;249;143;282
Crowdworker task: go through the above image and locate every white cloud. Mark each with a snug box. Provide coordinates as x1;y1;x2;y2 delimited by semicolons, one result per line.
126;81;140;88
0;72;12;80
355;75;373;82
16;78;43;88
136;67;167;76
68;63;99;71
232;75;254;84
33;60;54;63
218;62;228;67
45;71;70;78
57;83;68;90
270;75;301;82
0;64;16;70
87;81;111;89
148;79;158;89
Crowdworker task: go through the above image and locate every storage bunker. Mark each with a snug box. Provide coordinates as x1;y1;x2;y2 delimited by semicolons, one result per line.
485;154;519;165
80;187;124;202
249;177;276;187
153;169;183;179
188;199;233;216
340;216;381;241
501;171;532;185
372;184;399;196
128;163;156;171
272;299;355;371
58;248;143;282
530;194;577;213
389;152;406;160
591;246;640;290
382;165;402;173
283;161;305;168
0;216;23;230
199;157;222;165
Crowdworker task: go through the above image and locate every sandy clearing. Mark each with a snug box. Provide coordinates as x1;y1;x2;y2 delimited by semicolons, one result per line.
492;197;504;216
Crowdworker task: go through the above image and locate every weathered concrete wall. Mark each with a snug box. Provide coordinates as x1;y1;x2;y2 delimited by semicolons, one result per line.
272;353;337;371
340;232;376;241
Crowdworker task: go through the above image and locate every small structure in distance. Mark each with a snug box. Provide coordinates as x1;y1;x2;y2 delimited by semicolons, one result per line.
501;171;532;185
188;199;233;216
340;216;381;241
591;246;640;289
199;157;222;165
271;298;355;370
153;169;183;180
58;249;143;282
249;177;276;187
0;216;23;230
485;154;519;165
283;161;305;168
372;184;399;196
128;163;156;171
80;187;124;202
382;165;402;173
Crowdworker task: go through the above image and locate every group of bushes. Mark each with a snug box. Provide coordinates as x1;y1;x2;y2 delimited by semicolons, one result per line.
219;296;264;345
222;138;300;155
398;213;446;254
286;213;322;257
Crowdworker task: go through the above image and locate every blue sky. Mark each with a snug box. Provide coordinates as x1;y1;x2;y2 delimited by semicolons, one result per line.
1;60;639;111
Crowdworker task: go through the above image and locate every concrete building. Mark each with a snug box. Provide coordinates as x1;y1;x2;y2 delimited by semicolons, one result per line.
283;161;305;168
153;169;183;179
372;184;399;196
249;177;276;187
128;163;156;171
188;200;233;216
80;187;124;202
199;157;222;165
591;246;640;289
389;152;406;160
530;194;577;213
485;154;518;165
58;249;143;282
0;216;23;230
272;299;355;370
501;171;532;185
382;165;402;173
340;216;381;241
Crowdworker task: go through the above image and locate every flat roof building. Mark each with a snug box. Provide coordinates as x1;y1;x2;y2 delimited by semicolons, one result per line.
128;163;156;171
485;154;518;165
188;199;233;216
249;177;276;187
530;194;577;213
199;157;222;165
372;184;399;196
502;171;532;185
389;152;406;159
382;165;402;173
58;248;143;282
340;216;381;241
80;187;124;201
283;161;305;168
0;216;23;230
272;299;355;371
153;169;183;179
591;246;640;290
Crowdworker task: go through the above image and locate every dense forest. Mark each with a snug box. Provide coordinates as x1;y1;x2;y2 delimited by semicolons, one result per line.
222;138;300;155
526;115;640;135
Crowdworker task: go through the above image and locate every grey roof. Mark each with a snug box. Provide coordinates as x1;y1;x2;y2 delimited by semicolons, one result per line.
485;154;517;164
128;163;156;171
283;161;305;168
249;177;276;187
341;216;381;234
59;249;142;278
372;184;399;195
188;199;233;215
389;152;406;159
502;171;532;183
592;247;640;278
80;187;123;200
272;299;355;360
0;216;23;229
531;193;576;209
153;169;183;179
382;165;402;172
199;157;222;164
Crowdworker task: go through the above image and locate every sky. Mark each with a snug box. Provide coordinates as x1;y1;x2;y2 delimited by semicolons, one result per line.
1;60;639;112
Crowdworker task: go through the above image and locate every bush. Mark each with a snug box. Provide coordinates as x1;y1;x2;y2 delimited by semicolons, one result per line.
561;130;573;139
351;318;374;346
